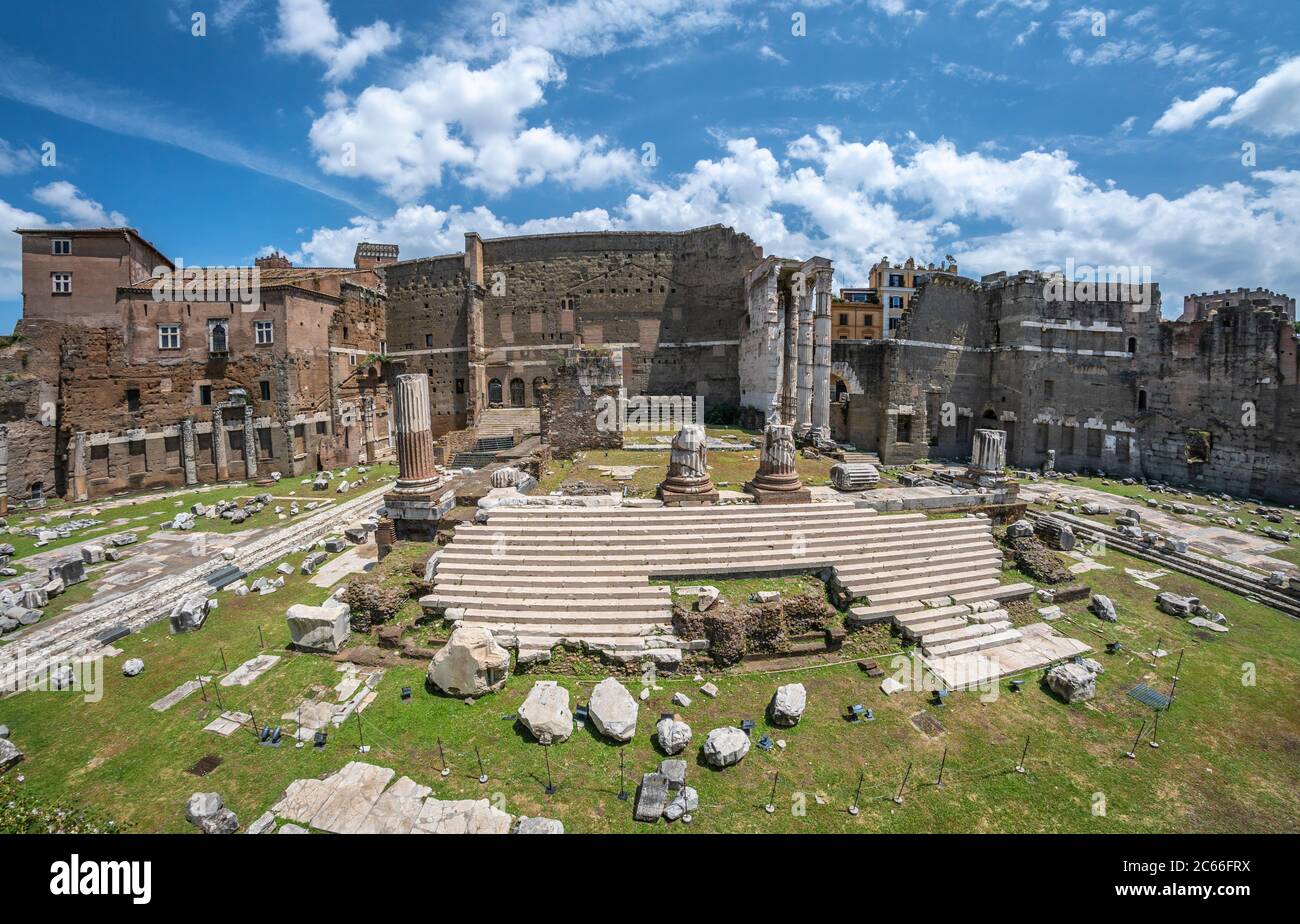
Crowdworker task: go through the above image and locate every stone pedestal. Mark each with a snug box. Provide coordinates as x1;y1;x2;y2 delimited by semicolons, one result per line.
657;425;718;506
744;424;811;504
384;373;449;541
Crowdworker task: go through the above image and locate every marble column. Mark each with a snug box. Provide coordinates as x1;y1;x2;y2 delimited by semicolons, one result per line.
212;410;229;481
657;424;718;505
0;425;8;515
781;291;799;426
392;373;438;489
810;270;832;440
361;396;377;464
797;286;814;435
180;418;198;485
242;405;258;478
971;428;1007;473
744;423;811;504
72;430;90;502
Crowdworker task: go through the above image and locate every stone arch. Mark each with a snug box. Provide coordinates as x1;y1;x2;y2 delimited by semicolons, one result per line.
531;377;547;407
509;377;525;407
487;378;503;405
830;361;864;395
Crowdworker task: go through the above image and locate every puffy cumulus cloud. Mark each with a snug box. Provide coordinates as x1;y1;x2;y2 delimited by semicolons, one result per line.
1152;86;1237;133
0;197;47;300
1209;58;1300;137
273;0;400;82
437;0;741;60
308;46;641;200
31;182;126;226
282;202;618;267
288;130;1300;305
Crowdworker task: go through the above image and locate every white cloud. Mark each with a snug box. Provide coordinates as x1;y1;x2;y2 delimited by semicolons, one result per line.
273;0;400;81
1152;43;1217;69
31;182;126;226
437;0;742;60
0;138;38;175
1013;21;1040;46
1152;86;1237;134
758;45;788;65
1209;58;1300;137
308;46;641;199
0;197;47;302
289;130;1300;308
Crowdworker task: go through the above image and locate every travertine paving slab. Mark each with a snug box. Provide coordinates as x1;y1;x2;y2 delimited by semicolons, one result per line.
220;654;280;687
150;677;208;712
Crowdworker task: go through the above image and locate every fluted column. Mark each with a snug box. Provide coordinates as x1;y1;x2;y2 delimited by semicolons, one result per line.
810;270;832;439
782;292;798;426
797;285;814;434
181;417;198;485
392;373;438;489
971;428;1007;473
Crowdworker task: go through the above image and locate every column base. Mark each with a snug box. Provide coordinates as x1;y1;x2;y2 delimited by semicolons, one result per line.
658;486;720;507
743;481;812;505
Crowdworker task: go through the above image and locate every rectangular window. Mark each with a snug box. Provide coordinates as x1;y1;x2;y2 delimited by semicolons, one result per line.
259;380;271;401
896;414;913;443
425;334;433;348
52;238;71;255
158;324;180;350
455;378;465;395
126;388;140;413
839;313;848;326
316;421;327;435
348;353;357;366
199;384;212;406
889;295;903;310
51;272;72;295
1044;379;1055;399
254;320;274;344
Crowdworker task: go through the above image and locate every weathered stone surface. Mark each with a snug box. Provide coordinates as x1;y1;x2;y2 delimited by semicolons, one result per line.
1006;519;1034;539
0;737;23;773
169;593;210;633
656;717;692;755
769;682;807;726
186;792;239;834
634;772;671;822
518;681;573;745
664;785;698;821
1090;594;1118;623
426;627;510;697
122;658;144;677
587;677;638;742
1046;660;1102;703
659;758;687;790
1156;591;1196;617
286;601;351;654
513;816;565;834
702;726;750;767
246;811;277;835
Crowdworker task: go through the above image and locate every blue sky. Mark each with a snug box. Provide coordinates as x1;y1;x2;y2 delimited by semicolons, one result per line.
1;0;1298;330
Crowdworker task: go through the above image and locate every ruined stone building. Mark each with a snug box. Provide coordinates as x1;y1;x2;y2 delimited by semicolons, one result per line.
2;228;393;503
3;223;831;503
832;269;1300;504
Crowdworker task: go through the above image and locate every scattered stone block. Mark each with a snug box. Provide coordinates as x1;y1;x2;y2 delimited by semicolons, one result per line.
655;717;692;755
699;682;719;698
426;627;510;697
635;773;671;822
1046;660;1103;703
1090;594;1118;622
286;601;351;654
186;792;239;834
513;817;564;834
0;737;24;773
518;681;573;745
769;682;806;727
702;726;750;768
122;658;144;677
587;677;638;742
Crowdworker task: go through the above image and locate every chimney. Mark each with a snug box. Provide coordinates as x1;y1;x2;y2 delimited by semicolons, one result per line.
354;241;399;271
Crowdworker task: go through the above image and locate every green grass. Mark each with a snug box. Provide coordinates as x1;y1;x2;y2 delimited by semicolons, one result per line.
652;573;825;607
3;527;1297;833
3;464;397;563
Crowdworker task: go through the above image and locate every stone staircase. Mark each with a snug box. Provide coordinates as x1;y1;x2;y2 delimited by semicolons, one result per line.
476;407;540;439
423;504;1033;666
894;600;1021;658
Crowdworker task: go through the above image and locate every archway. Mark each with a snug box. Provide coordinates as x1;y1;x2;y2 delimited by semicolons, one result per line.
509;377;526;407
531;377;547;407
487;378;503;405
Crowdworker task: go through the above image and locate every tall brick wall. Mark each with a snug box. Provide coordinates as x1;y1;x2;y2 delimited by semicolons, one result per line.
539;350;624;459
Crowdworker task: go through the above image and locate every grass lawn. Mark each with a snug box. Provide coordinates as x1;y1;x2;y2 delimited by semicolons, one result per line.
3;464;397;566
538;446;836;499
2;525;1297;833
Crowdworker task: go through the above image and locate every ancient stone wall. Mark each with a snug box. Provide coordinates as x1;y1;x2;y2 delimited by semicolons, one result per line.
539;349;624;459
